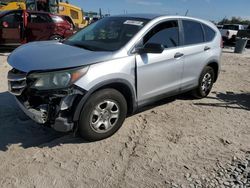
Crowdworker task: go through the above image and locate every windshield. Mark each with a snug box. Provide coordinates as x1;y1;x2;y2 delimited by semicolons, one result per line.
65;17;149;52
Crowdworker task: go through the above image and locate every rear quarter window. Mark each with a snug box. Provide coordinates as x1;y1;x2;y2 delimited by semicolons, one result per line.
183;20;204;45
203;24;216;42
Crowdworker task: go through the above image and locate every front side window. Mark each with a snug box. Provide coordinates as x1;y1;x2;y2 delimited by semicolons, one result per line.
143;20;179;48
183;20;204;45
66;17;149;51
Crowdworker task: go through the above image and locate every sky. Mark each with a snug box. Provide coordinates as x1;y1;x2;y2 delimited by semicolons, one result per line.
69;0;250;22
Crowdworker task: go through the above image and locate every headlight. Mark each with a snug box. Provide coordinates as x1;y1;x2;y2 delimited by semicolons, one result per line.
29;67;89;90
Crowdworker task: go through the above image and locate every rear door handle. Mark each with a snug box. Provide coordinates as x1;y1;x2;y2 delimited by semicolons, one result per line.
204;46;211;51
174;52;184;58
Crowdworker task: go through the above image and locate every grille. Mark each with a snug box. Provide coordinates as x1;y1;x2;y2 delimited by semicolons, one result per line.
8;69;27;96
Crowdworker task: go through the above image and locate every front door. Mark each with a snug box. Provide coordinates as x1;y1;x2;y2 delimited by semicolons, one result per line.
136;20;184;105
0;11;22;45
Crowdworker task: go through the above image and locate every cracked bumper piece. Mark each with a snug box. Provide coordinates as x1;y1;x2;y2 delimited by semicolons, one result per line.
16;96;75;132
16;98;48;124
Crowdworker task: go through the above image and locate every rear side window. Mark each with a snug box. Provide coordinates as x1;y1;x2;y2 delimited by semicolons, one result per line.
144;20;179;48
183;20;204;45
203;24;216;42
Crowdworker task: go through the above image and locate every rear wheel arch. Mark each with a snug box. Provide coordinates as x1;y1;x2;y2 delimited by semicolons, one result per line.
73;79;137;122
206;61;219;82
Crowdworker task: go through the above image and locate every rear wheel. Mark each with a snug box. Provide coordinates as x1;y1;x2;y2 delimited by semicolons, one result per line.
193;66;215;98
78;89;127;141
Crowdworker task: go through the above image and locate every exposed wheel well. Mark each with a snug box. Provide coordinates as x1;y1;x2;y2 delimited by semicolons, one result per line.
97;83;135;115
207;62;219;82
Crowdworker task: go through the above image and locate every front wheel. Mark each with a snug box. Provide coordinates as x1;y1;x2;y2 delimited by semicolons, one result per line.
193;66;215;98
78;89;127;141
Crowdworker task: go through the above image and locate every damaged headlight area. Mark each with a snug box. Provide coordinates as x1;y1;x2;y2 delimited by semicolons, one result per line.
29;66;89;90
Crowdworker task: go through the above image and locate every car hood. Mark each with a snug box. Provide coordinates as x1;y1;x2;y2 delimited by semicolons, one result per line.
8;41;115;73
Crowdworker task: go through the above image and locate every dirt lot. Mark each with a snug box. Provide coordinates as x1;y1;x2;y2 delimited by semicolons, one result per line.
0;49;249;188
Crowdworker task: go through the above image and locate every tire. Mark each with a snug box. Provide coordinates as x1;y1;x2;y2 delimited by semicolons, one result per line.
49;35;63;41
78;89;127;141
193;66;215;98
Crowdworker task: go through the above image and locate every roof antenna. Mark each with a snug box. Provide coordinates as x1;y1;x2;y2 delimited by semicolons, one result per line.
185;9;189;16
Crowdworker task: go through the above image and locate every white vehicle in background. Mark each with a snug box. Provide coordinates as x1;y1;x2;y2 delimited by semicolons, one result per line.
220;24;244;43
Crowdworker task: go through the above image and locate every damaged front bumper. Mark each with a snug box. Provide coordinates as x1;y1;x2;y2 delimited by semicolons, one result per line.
14;88;84;132
8;68;85;132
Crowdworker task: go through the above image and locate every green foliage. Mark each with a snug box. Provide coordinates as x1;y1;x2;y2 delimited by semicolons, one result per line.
218;17;250;25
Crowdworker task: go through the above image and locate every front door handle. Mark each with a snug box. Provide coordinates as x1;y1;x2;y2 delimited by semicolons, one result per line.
204;46;211;51
174;52;184;58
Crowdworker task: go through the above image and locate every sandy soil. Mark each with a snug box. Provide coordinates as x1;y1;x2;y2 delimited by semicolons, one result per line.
0;49;249;188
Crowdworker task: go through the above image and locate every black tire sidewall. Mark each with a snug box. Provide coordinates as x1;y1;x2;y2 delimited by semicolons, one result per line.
78;89;127;141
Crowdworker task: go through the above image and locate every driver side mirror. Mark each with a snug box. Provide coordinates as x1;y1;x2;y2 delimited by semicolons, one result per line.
134;43;165;54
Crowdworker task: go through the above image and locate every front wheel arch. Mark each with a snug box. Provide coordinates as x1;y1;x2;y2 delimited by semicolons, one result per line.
73;80;137;122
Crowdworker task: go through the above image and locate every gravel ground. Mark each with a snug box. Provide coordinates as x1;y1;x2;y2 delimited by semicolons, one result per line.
0;49;249;188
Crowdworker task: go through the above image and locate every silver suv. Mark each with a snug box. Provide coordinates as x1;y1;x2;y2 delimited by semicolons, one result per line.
7;14;222;141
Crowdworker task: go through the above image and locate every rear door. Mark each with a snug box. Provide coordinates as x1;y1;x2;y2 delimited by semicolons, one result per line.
0;11;22;45
180;19;211;91
26;12;54;41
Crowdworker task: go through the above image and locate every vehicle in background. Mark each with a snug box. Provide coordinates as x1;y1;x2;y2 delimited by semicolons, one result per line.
0;10;74;46
216;25;223;30
0;0;88;29
220;24;244;43
237;25;250;46
89;17;99;24
58;1;88;28
60;15;75;29
7;14;222;141
0;1;25;11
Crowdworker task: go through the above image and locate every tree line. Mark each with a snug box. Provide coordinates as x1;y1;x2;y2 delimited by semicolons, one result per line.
217;17;250;25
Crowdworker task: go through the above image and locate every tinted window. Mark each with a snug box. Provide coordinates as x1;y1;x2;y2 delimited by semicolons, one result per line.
222;25;239;31
183;20;204;45
203;24;216;42
144;21;179;48
29;13;51;23
0;12;22;28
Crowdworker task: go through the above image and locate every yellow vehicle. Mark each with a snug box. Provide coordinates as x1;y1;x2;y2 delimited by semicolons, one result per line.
59;2;87;28
0;1;26;11
0;0;87;28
